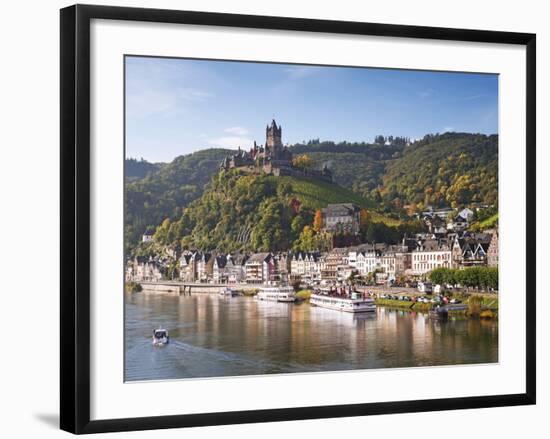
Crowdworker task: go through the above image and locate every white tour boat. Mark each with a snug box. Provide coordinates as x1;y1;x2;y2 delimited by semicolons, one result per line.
256;285;296;302
152;328;169;346
310;290;376;313
219;287;237;297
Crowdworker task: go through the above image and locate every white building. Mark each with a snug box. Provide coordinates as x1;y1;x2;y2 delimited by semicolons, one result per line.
127;256;163;282
411;240;452;275
321;203;361;235
245;253;274;284
226;254;248;283
213;255;228;283
179;251;199;282
354;248;397;280
458;208;474;220
290;252;321;281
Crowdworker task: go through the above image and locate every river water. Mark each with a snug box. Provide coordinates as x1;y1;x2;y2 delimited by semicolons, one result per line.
125;292;498;381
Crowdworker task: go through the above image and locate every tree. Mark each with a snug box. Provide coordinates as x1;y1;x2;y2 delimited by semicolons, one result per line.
291;215;306;238
277;181;293;198
429;267;448;285
313;209;323;232
153;218;171;244
359;209;370;233
292;154;313;169
294;225;316;251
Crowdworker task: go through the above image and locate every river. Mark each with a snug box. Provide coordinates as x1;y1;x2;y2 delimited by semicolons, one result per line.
125;292;498;381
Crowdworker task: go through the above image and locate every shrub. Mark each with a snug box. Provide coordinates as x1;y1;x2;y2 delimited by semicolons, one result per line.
467;295;483;317
125;281;142;293
480;309;495;319
242;289;259;297
295;290;312;301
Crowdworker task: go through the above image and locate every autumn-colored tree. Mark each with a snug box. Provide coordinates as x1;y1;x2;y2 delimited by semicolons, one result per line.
292;154;313;169
313;209;323;232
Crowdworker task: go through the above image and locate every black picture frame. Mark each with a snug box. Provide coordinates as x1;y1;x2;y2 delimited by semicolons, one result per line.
60;4;536;434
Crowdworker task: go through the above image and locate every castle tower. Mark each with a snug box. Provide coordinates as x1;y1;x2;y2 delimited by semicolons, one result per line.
266;119;283;158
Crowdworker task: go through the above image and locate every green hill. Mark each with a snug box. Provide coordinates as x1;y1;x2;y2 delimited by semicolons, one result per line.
269;175;398;225
289;133;498;211
125;132;497;252
149;170;403;254
124;148;231;251
289;141;402;193
378;133;498;209
470;213;499;231
125;157;162;181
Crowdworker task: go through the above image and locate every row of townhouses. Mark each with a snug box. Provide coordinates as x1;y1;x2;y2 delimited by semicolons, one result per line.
126;229;498;284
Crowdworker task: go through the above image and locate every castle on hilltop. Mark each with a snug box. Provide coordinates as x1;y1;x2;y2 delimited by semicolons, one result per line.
220;119;332;182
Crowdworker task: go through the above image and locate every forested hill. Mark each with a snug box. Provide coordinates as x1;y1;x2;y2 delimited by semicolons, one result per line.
150;170;404;254
124;132;497;251
287;133;498;210
124;148;231;250
378;133;498;209
125;158;162;181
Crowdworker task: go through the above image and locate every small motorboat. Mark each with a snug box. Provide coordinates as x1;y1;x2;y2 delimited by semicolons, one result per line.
152;328;169;346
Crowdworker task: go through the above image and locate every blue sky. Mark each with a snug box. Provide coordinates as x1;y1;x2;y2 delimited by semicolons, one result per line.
125;56;498;163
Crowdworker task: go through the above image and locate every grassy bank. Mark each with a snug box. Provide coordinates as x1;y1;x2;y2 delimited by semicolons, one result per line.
375;298;434;312
467;295;499;318
242;289;259;297
295;290;313;302
375;296;498;319
125;281;142;293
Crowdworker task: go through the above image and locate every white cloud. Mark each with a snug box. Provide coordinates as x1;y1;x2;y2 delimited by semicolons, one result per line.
209;136;253;149
462;94;485;101
178;88;214;102
284;66;319;80
224;126;249;136
126;87;213;119
417;90;433;99
126;89;178;119
443;126;454;132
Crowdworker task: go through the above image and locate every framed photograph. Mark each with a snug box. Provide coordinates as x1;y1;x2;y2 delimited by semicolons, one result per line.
60;4;536;434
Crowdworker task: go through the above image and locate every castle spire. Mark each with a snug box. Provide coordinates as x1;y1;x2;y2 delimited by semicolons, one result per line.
266;119;282;154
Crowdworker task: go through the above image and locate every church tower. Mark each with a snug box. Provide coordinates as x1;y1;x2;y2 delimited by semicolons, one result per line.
266;119;283;158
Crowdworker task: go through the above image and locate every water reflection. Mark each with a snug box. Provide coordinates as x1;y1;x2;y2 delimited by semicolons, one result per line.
125;293;498;381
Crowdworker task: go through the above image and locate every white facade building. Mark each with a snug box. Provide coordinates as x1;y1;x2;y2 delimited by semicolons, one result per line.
290;252;321;281
411;240;452;275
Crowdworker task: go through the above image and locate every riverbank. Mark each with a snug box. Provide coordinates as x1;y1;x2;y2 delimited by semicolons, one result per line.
375;298;431;312
374;295;498;319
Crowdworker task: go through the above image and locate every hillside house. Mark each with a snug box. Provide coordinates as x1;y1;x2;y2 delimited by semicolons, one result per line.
141;231;153;243
447;214;469;232
321;203;361;235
